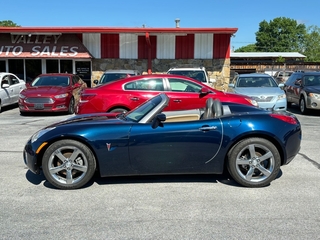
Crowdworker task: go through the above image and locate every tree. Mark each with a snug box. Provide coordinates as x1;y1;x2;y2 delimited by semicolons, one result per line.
303;25;320;61
255;17;306;52
234;44;257;52
0;20;20;27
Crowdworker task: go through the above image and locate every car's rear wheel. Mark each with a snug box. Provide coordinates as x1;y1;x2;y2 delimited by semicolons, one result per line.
227;137;281;188
68;97;75;114
299;97;308;114
110;108;128;113
42;139;96;190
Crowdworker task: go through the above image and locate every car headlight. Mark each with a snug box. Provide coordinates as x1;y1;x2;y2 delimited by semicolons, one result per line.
309;93;320;99
31;127;55;143
55;93;68;99
277;94;286;100
19;93;26;99
245;98;258;107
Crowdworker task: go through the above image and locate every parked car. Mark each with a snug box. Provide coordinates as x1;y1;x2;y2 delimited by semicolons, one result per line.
93;69;141;86
273;71;294;84
23;93;301;190
0;72;26;113
76;74;257;114
166;67;215;86
283;71;320;114
19;73;87;115
227;73;287;111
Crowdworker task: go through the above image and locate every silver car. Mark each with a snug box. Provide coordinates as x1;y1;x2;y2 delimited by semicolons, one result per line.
0;72;26;113
227;73;286;111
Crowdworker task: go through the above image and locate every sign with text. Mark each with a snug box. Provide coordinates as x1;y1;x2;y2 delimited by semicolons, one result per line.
0;33;92;58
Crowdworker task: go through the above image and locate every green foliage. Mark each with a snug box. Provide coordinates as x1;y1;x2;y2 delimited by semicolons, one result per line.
0;20;20;27
303;25;320;61
234;44;257;52
255;17;306;52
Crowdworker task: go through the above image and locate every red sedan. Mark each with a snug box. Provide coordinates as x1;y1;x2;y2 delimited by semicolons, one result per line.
19;73;87;115
76;74;258;114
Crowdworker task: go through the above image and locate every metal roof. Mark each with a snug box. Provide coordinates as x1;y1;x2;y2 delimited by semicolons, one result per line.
230;52;306;58
0;27;238;34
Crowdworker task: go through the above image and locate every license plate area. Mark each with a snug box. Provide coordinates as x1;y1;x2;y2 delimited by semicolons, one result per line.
34;103;44;110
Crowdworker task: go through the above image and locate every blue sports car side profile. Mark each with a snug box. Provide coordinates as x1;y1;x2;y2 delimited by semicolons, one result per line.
23;93;301;190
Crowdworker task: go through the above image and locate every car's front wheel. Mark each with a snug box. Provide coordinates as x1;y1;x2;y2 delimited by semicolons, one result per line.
68;97;75;114
299;97;308;114
227;138;281;188
42;139;96;190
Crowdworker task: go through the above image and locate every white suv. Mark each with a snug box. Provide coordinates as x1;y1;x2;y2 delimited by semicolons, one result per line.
166;67;215;86
93;70;141;86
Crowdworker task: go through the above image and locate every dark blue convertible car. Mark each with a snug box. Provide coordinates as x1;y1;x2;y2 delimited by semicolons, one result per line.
24;93;301;189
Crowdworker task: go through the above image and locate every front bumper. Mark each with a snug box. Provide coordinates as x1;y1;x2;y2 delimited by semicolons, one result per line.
19;98;69;112
23;139;41;174
306;96;320;110
258;98;287;111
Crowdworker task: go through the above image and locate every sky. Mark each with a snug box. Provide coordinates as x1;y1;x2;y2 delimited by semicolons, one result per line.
2;0;320;50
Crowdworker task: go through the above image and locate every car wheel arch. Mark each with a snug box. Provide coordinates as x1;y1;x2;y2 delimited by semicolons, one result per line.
108;106;130;113
36;135;100;173
223;133;285;168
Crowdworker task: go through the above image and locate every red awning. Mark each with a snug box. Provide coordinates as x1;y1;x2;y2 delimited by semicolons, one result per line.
0;33;92;58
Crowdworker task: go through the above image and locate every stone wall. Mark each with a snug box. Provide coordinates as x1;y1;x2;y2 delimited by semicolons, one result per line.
91;58;231;91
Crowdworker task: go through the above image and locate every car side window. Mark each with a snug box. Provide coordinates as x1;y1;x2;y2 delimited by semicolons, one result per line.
168;78;202;92
11;75;20;85
124;78;164;91
2;75;11;86
286;73;301;85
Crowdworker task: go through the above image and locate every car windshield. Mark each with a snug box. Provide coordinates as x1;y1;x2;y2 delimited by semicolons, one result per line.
237;77;278;87
100;73;132;84
304;75;320;86
31;76;69;87
123;94;163;122
168;70;206;83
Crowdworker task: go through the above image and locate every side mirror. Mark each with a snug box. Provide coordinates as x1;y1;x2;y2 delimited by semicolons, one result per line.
228;83;235;88
278;83;284;88
93;80;99;85
294;80;301;86
209;78;216;83
200;87;210;95
1;83;9;88
151;113;166;129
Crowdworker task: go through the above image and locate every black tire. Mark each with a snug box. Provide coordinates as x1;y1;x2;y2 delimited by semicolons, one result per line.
227;137;281;188
42;139;96;190
68;97;75;114
287;101;292;108
110;108;128;113
299;97;308;114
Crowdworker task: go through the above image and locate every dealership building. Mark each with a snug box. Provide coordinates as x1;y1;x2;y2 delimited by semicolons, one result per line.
0;24;237;88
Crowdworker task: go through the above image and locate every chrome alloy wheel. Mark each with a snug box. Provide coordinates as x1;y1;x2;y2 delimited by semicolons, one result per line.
235;143;275;183
47;145;88;185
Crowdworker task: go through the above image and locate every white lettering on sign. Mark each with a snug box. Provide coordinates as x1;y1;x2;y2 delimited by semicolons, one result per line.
28;45;79;57
10;34;62;44
12;46;23;56
0;46;14;55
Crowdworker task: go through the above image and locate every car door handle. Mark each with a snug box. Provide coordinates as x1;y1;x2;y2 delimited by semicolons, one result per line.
130;97;139;101
199;126;217;131
173;99;182;102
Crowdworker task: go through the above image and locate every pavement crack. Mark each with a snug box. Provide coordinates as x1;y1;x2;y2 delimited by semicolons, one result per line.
298;152;320;170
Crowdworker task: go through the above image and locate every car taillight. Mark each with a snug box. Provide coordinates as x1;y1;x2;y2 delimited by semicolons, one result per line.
270;113;298;124
80;93;97;103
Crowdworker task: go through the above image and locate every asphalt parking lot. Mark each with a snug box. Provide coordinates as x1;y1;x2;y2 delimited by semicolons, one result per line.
0;105;319;239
